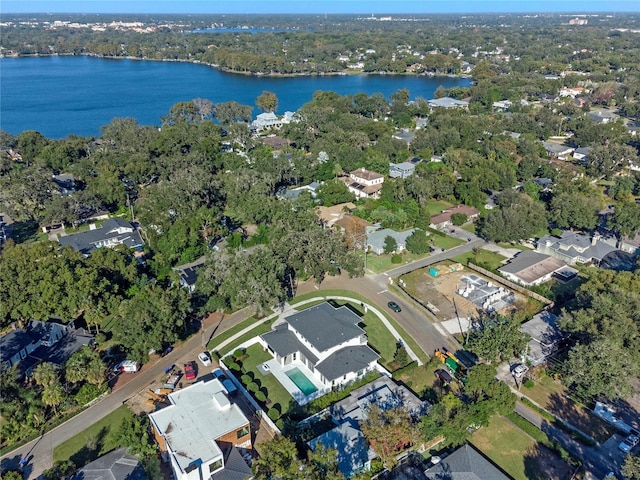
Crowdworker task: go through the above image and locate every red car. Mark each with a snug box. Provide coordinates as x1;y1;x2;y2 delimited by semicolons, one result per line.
184;362;197;381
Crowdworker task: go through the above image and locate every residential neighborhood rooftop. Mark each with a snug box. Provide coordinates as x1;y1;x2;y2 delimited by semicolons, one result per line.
284;302;365;352
58;218;143;256
424;443;513;480
148;377;250;476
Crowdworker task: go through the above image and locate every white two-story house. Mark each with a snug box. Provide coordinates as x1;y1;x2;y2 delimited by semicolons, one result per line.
260;302;380;389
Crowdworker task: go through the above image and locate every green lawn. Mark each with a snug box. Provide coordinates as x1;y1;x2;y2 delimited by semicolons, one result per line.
424;199;454;216
53;405;134;466
521;374;615;443
231;343;295;416
392;359;443;399
462;223;477;234
215;318;276;357
363;250;429;274
430;235;464;250
497;242;533;251
471;415;571;480
452;248;507;271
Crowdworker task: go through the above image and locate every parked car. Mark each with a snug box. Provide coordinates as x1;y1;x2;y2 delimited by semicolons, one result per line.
619;434;639;453
435;369;453;385
113;360;139;373
198;351;212;367
512;364;529;378
184;362;197;381
387;301;402;312
213;368;237;395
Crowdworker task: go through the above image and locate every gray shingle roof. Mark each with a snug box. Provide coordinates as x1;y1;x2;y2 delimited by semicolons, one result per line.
0;329;35;364
315;345;380;382
285;303;365;353
70;447;145;480
260;324;319;364
424;443;513;480
58;218;143;256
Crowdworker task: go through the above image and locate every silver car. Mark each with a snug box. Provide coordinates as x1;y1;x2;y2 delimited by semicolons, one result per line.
197;351;212;367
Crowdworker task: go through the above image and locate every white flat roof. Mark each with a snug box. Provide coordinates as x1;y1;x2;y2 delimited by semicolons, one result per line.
149;377;249;474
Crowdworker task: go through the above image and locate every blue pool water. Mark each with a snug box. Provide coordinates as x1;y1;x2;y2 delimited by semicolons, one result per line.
285;367;318;395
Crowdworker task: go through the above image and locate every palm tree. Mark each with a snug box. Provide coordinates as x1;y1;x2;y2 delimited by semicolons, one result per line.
42;384;65;415
33;362;59;388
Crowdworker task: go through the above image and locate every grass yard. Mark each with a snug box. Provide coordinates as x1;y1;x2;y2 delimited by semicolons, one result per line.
232;343;295;416
522;373;615;443
462;223;476;234
430;235;464;250
452;248;507;271
208;313;274;354
424;199;454;216
363;250;429;274
53;405;134;466
392;359;445;399
472;415;572;480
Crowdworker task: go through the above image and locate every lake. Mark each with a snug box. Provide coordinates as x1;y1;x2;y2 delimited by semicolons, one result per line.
0;55;471;139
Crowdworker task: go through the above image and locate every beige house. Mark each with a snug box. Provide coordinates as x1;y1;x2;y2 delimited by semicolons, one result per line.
346;168;384;199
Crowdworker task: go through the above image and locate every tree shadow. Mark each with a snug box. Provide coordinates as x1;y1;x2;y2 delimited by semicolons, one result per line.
546;392;612;443
70;426;109;468
523;443;573;480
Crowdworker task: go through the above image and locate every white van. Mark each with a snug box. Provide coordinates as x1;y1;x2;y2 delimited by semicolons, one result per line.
114;360;139;373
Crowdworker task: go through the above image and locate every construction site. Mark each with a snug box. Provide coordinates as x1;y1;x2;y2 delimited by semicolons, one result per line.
400;261;527;323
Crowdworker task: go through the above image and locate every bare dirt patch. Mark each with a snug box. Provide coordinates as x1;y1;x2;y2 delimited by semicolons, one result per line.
401;263;527;321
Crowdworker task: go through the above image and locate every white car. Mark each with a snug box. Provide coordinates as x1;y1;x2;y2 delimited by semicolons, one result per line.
198;351;212;367
619;434;639;453
513;364;528;378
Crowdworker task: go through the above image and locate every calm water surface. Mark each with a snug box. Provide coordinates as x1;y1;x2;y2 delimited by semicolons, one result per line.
1;55;470;139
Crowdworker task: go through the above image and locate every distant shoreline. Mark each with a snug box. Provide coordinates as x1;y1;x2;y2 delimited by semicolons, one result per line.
3;52;472;80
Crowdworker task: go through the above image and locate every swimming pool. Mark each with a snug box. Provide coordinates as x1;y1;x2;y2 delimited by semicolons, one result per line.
285;367;318;396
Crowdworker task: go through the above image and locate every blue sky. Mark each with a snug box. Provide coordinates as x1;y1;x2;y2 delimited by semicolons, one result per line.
2;1;639;14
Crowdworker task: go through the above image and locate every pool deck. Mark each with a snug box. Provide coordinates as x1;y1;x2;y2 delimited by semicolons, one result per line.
259;358;329;406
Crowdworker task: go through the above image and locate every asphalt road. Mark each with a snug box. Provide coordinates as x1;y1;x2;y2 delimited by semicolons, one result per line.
1;238;480;479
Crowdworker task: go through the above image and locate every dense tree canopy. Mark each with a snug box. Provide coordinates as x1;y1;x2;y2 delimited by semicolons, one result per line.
559;270;640;400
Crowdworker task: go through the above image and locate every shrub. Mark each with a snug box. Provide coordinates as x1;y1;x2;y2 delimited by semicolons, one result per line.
247;382;259;393
241;374;252;385
75;383;106;406
394;345;410;367
95;332;107;344
523;379;535;389
268;408;280;421
451;213;468;226
276;418;285;430
227;361;241;372
391;254;403;264
255;391;266;402
233;348;246;360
